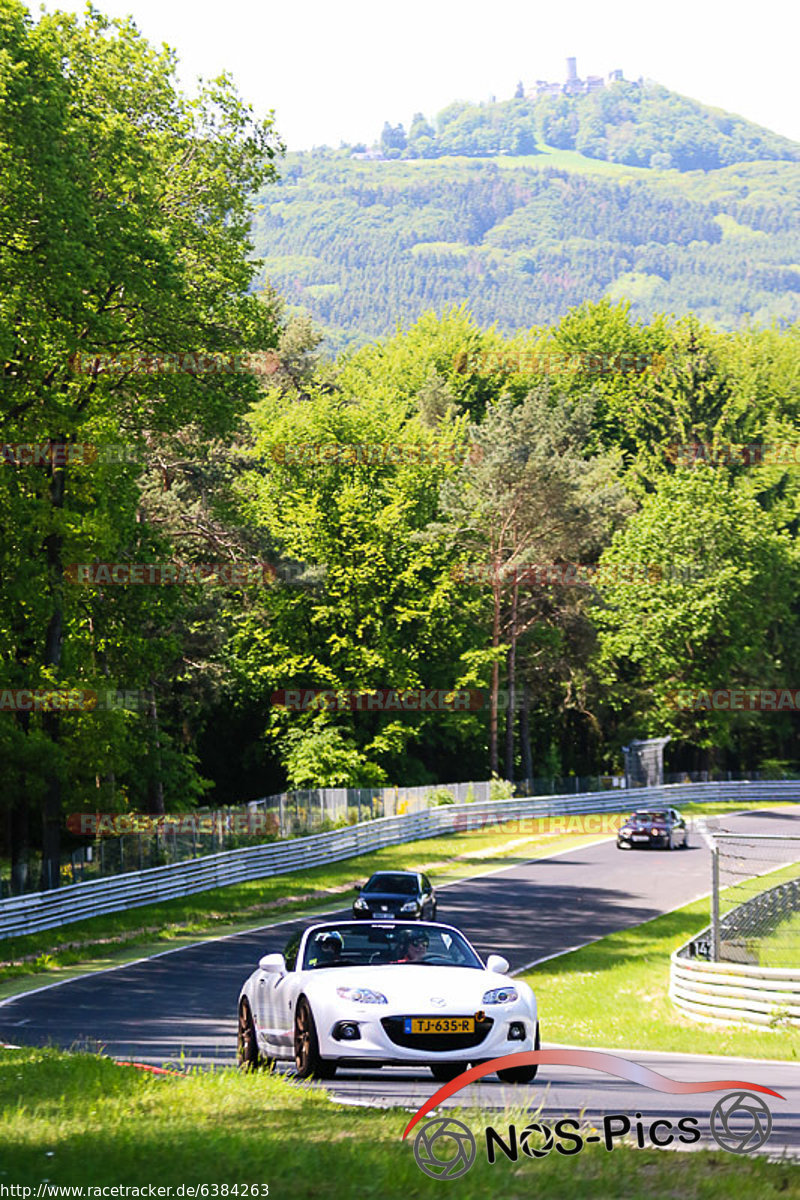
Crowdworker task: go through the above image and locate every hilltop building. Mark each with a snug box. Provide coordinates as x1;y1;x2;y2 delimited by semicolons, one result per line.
527;59;626;100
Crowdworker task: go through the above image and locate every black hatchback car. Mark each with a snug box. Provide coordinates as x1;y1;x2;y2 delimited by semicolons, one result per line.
352;870;437;920
616;808;688;850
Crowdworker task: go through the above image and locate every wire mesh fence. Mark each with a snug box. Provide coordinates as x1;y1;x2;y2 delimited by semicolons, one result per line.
706;828;800;966
0;768;775;896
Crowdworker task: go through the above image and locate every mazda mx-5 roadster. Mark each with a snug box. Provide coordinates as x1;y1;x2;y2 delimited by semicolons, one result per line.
237;920;539;1083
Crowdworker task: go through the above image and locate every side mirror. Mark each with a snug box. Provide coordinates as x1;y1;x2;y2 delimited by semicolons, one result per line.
259;953;286;974
354;883;362;892
486;954;510;975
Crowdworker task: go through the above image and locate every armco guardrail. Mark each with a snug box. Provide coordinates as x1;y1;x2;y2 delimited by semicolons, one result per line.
670;954;800;1027
671;951;800;1028
670;871;800;1028
2;780;798;941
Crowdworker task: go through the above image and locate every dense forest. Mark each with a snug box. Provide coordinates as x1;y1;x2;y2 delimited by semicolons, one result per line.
253;81;800;352
1;2;798;888
253;153;800;352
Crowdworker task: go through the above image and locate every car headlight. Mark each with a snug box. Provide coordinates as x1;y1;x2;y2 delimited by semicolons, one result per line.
620;827;631;836
336;986;387;1004
400;900;419;912
353;897;369;910
482;986;518;1004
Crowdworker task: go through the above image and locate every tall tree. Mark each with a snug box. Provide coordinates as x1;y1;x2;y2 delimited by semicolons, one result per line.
0;2;282;886
595;468;798;761
439;390;628;775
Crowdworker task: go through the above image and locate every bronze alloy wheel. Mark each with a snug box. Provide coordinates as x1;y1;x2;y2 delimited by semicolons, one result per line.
237;1000;260;1072
294;997;336;1079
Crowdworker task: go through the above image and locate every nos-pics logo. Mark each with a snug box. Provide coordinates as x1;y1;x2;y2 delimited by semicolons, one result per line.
414;1117;476;1180
404;1050;781;1180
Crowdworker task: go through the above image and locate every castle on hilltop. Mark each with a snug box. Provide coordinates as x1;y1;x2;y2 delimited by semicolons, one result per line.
527;58;626;99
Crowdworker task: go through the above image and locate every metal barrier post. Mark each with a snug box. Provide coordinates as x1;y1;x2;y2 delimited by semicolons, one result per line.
711;846;720;963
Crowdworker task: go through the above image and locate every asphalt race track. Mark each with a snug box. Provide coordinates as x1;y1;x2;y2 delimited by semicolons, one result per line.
2;808;799;1155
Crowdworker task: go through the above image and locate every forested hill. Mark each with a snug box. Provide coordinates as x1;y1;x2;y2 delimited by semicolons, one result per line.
377;82;800;170
251;85;800;353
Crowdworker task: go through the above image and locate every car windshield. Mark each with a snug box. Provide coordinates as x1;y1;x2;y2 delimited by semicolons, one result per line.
301;923;482;970
632;811;667;822
363;873;418;894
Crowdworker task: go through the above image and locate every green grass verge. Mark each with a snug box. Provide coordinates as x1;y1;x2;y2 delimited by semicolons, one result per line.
520;869;800;1061
749;900;800;968
1;1048;798;1194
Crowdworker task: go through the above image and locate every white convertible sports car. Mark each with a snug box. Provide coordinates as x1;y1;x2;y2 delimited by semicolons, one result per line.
237;919;539;1082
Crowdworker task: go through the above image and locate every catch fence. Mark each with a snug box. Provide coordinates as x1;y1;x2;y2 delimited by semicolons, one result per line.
6;768;770;896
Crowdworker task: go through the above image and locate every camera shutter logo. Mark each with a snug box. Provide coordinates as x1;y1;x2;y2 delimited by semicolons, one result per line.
520;1121;555;1158
710;1091;772;1154
413;1117;476;1179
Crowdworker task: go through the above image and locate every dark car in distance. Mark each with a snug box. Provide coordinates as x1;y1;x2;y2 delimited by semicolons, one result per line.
352;870;437;920
616;808;688;851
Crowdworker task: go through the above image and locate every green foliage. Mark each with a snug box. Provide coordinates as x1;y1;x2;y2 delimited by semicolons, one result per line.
426;788;456;806
5;1047;798;1192
392;82;800;169
531;80;800;170
2;13;799;869
251;149;800;350
595;468;798;750
0;0;282;877
489;777;515;802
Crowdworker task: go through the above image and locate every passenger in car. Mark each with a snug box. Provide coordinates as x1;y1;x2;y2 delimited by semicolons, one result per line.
396;930;429;963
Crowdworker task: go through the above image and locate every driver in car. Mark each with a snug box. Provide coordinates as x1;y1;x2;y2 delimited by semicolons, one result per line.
396;929;429;963
309;930;344;967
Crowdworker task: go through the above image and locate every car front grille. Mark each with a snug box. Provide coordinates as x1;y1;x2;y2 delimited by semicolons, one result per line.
381;1016;494;1052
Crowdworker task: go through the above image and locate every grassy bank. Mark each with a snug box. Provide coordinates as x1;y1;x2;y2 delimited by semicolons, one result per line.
521;880;800;1061
0;1048;796;1195
760;909;800;967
